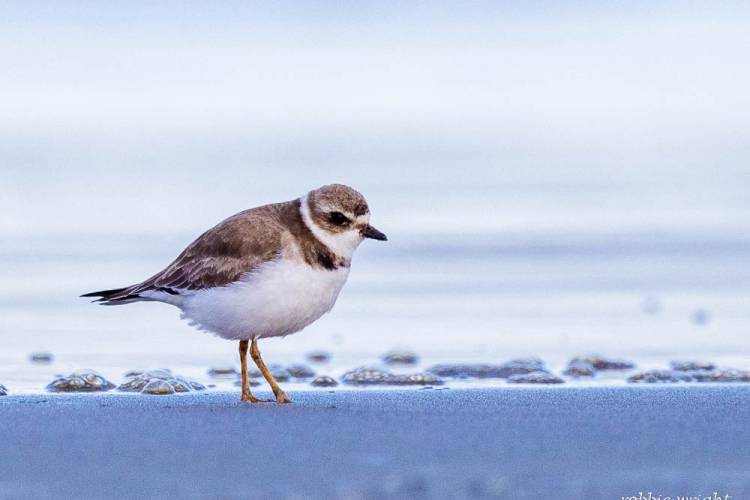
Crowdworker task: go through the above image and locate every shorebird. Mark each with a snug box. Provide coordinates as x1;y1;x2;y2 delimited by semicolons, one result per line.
82;184;387;403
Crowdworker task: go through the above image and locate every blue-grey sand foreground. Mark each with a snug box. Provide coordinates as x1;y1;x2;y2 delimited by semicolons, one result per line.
0;387;748;500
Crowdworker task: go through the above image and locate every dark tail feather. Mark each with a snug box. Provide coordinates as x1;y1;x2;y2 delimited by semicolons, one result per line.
81;287;141;305
81;287;128;299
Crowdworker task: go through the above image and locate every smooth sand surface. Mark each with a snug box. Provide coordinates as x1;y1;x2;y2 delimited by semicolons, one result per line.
0;386;748;499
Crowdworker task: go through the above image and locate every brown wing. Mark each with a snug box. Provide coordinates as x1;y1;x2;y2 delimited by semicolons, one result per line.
85;202;292;303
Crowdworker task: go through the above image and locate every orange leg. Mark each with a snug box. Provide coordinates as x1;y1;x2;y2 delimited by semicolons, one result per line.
250;337;291;403
239;340;270;403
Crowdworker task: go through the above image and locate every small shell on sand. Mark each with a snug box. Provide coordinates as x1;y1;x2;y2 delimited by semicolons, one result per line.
0;384;7;396
382;350;419;366
627;370;694;383
342;367;392;385
563;361;596;378
310;375;339;387
670;360;716;372
29;352;54;364
167;379;193;393
427;358;545;379
142;379;174;395
342;367;443;386
286;364;316;378
117;376;153;392
387;373;443;386
118;369;207;395
208;366;238;378
570;355;635;371
507;372;564;384
306;350;332;364
46;369;116;393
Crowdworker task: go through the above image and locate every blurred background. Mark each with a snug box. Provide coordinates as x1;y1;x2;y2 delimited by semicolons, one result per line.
1;1;749;391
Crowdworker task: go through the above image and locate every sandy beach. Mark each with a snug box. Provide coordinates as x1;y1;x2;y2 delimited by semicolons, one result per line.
1;386;747;499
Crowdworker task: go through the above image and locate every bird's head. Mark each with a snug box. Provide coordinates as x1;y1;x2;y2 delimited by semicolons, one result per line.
301;184;387;258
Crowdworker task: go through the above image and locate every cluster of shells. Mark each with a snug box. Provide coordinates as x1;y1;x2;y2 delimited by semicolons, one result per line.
626;361;750;383
45;368;205;395
46;369;116;393
203;350;447;388
4;349;750;397
331;353;750;386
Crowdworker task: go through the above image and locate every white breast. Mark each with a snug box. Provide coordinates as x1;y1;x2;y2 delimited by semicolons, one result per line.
177;258;350;340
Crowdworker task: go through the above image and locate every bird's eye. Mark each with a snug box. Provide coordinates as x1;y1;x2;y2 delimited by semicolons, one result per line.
328;211;350;226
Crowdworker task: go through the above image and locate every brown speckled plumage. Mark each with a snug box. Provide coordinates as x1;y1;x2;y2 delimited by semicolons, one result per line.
85;185;369;303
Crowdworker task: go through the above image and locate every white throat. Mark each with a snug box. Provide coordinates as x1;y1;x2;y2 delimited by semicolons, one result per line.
299;194;363;259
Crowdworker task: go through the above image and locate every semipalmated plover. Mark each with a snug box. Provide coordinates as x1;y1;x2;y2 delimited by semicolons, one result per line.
82;184;387;403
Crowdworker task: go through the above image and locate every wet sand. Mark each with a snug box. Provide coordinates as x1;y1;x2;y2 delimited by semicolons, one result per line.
0;386;748;499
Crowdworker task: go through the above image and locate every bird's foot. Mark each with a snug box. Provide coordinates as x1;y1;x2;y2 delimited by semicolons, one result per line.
274;391;291;404
241;392;273;403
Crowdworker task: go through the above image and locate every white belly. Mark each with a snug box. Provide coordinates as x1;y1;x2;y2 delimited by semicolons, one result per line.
178;258;350;340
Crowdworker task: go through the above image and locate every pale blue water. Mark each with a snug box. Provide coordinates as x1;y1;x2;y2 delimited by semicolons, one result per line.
1;1;749;392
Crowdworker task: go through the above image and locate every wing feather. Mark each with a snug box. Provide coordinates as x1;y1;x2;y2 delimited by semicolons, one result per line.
91;203;290;303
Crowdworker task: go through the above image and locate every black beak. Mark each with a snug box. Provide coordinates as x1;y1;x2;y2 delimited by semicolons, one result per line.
361;224;388;241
